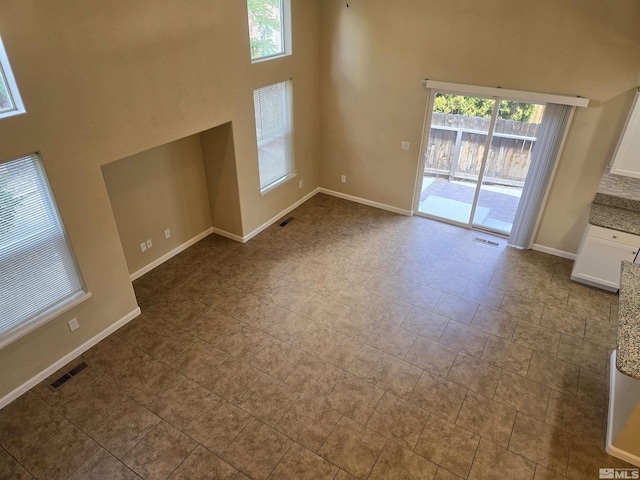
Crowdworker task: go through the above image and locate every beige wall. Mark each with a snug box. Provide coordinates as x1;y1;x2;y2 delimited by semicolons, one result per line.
319;0;640;252
0;0;320;399
102;135;212;275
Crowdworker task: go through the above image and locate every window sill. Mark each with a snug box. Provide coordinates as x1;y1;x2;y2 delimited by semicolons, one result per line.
0;291;92;349
0;107;25;120
251;52;291;64
260;173;297;196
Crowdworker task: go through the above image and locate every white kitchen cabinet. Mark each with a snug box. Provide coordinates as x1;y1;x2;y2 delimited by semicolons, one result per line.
610;88;640;178
571;224;640;291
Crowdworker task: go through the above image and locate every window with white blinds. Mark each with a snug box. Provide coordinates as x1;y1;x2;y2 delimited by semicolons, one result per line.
253;80;293;191
0;154;87;348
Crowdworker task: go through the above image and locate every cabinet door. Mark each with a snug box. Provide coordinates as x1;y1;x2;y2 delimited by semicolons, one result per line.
572;236;638;289
610;89;640;178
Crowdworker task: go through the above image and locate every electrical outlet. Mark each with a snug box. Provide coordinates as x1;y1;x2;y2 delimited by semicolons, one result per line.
68;318;79;332
401;141;410;151
146;239;153;249
298;180;303;189
140;242;147;252
341;175;347;183
616;177;626;189
164;229;171;239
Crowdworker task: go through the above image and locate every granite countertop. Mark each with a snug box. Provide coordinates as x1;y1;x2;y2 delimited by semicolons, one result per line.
589;193;640;236
618;261;640;380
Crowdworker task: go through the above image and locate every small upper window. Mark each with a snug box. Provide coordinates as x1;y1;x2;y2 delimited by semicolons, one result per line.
246;0;291;62
0;35;25;119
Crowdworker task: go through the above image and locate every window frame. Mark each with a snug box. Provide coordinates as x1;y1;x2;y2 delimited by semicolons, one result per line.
0;35;25;119
253;79;295;194
247;0;292;63
0;153;90;349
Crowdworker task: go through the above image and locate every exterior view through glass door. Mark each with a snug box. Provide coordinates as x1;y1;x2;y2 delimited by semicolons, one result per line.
417;91;544;236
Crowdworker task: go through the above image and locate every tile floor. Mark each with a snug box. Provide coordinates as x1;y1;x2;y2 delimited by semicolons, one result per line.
0;193;635;480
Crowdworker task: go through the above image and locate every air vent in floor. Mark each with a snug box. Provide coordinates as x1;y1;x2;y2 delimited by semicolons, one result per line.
49;361;89;390
280;217;294;227
473;237;501;248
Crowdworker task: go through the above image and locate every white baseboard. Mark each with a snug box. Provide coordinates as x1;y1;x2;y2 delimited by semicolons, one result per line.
129;228;215;281
209;227;244;243
318;188;413;216
241;188;321;243
531;243;576;260
0;307;141;409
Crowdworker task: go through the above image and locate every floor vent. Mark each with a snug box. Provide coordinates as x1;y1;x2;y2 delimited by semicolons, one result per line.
473;237;501;248
279;217;294;227
50;361;89;390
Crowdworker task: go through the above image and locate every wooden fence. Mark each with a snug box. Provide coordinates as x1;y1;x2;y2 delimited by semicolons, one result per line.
424;113;540;186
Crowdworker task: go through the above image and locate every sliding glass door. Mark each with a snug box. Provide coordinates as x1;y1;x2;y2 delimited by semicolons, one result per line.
417;92;544;236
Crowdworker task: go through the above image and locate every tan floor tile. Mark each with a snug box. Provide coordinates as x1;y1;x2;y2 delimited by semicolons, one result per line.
528;281;569;308
577;369;609;409
188;308;242;345
584;318;618;350
481;335;533;376
217;324;272;362
509;413;571;475
434;466;465;480
513;320;561;356
20;421;99;480
298;294;348;327
328;336;382;378
201;357;262;403
183;395;251;454
366;353;422;397
293;323;345;359
566;442;637;480
408;370;467;422
448;353;502;397
402;306;449;340
540;305;586;337
433;292;479;325
368;441;438;480
259;309;310;344
269;443;338;480
325;373;384;424
439;321;489;358
68;448;136;480
493;371;550;421
395;259;436;284
471;306;518;339
89;398;161;459
0;448;34;480
122;422;196;480
366;273;409;297
490;269;531;296
456;393;516;447
455;261;496;284
238;374;299;426
566;292;611;319
406;335;457;376
332;308;380;342
545;390;605;443
534;465;567;480
364;295;413;325
222;418;291;480
167;445;237;480
367;322;417;359
398;281;443;310
499;294;544;324
557;334;608;376
415;414;480;478
335;469;358;480
367;392;429;449
318;417;386;479
469;438;535;480
428;271;470;297
250;340;305;380
283;353;343;398
527;352;579;395
261;282;315;313
173;340;229;383
275;395;341;452
462;281;505;309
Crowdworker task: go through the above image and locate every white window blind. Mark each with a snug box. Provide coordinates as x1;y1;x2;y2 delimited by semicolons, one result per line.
0;154;86;347
254;80;293;191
